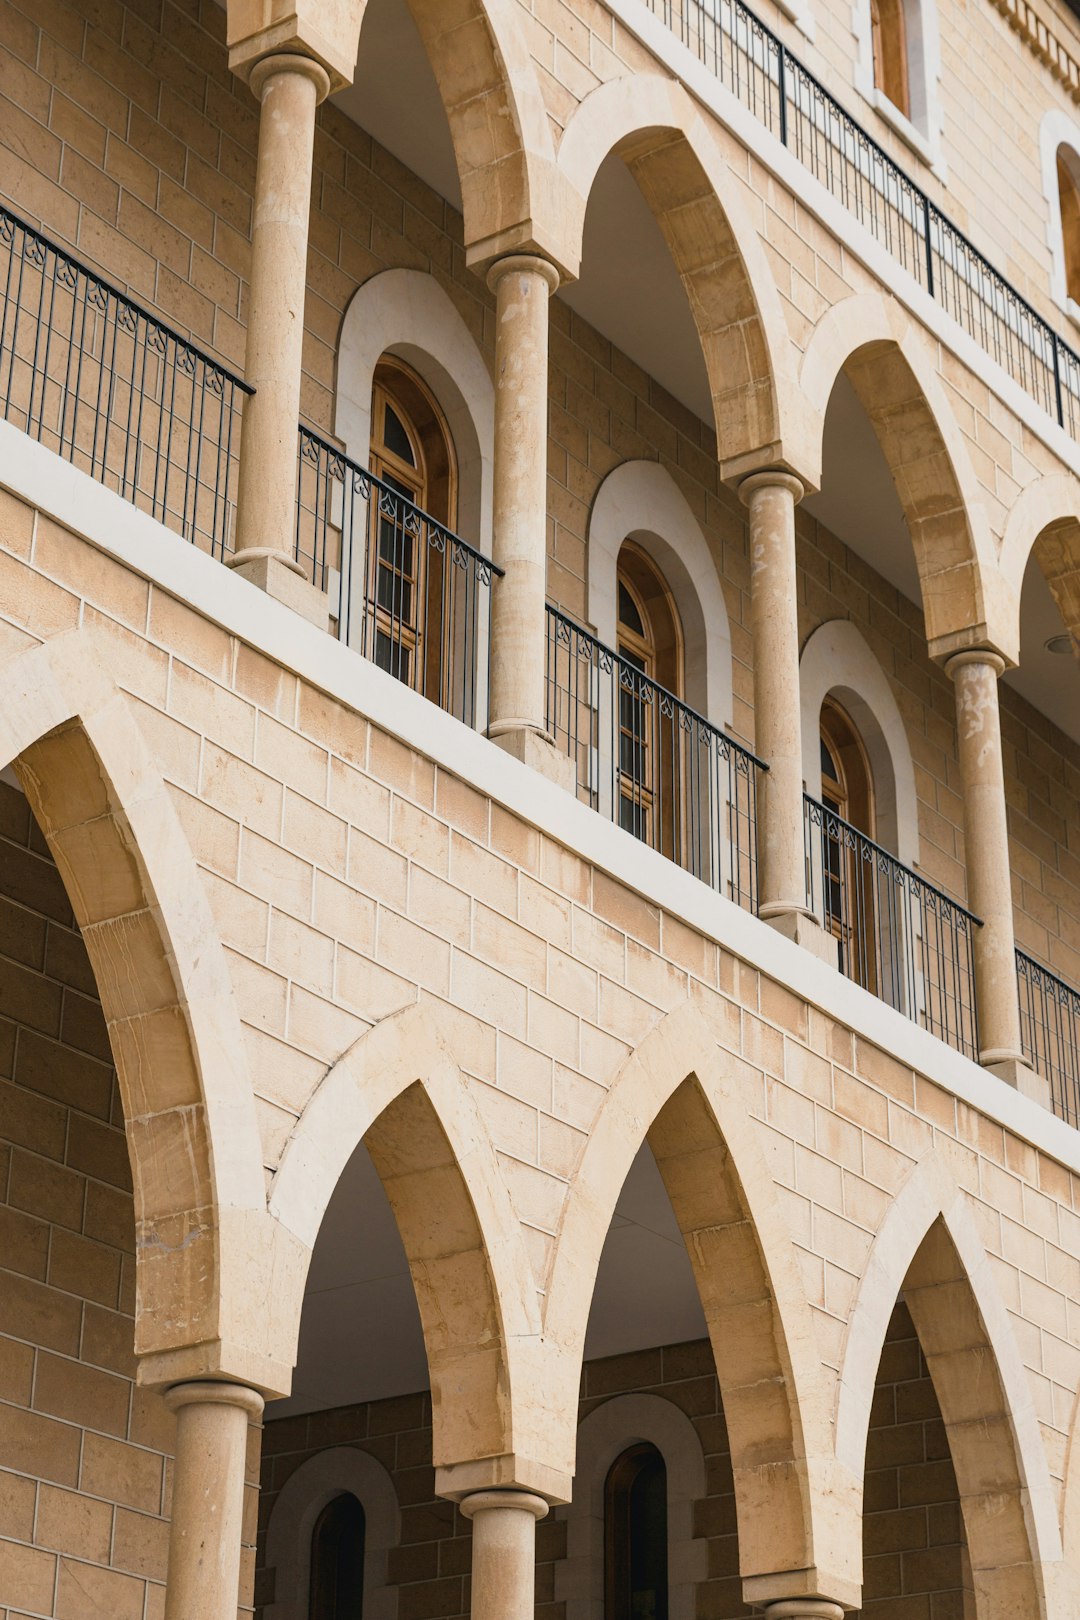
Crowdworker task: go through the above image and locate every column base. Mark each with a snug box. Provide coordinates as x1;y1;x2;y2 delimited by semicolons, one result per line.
761;907;840;968
489;725;578;793
226;549;330;631
985;1055;1051;1109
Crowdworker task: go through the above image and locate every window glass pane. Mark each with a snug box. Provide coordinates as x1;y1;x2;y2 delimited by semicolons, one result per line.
383;402;415;466
618;580;644;637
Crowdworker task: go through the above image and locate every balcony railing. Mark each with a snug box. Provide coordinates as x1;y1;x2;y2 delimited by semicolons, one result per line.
1017;950;1080;1127
0;204;249;555
646;0;1080;437
296;426;500;729
804;796;980;1058
546;605;764;911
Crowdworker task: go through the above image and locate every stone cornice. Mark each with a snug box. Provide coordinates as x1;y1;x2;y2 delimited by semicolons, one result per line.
988;0;1080;99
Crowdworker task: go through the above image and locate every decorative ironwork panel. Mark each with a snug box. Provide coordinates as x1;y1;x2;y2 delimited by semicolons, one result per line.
0;205;249;555
804;795;980;1058
295;425;500;731
546;605;763;913
1017;950;1080;1127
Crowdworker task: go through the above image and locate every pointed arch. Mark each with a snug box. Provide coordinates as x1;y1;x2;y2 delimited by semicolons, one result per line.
0;629;272;1383
557;75;813;478
587;459;733;726
399;0;574;273
799;619;919;865
999;473;1080;658
835;1149;1067;1618
543;999;859;1604
799;293;1008;660
268;996;556;1494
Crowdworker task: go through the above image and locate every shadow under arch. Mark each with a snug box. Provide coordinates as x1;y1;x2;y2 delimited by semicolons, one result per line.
999;472;1080;658
835;1148;1069;1619
268;996;554;1494
0;630;270;1382
543;998;857;1604
587;458;734;727
380;0;571;271
799;293;1007;660
556;74;812;478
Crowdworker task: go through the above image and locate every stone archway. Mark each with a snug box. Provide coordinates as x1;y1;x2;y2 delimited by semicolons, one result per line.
0;628;273;1387
544;998;857;1607
835;1150;1068;1618
800;293;1004;662
557;74;814;480
268;995;558;1498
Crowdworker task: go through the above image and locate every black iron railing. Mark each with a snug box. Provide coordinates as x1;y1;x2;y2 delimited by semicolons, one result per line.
0;205;249;554
546;605;763;911
804;796;980;1057
296;426;500;729
647;0;1080;436
1017;950;1080;1127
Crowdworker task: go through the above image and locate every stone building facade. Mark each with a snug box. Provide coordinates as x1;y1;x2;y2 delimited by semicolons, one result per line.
1;0;1080;1618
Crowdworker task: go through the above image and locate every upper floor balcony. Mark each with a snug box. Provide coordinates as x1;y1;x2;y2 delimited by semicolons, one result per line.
3;184;1078;1136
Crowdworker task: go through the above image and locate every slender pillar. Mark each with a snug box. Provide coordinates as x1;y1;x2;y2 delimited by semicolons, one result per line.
460;1489;548;1620
230;53;329;616
485;254;560;757
163;1381;263;1620
946;650;1024;1070
740;472;833;958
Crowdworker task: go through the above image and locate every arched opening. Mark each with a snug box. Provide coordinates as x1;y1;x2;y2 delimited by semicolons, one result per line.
859;1295;974;1615
310;1493;366;1620
870;0;910;116
1057;146;1080;306
605;1443;669;1620
615;543;685;854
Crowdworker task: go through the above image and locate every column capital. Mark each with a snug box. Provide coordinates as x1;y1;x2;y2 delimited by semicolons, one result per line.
164;1380;265;1421
739;469;806;505
459;1490;549;1523
762;1603;846;1620
248;52;331;105
486;253;561;297
943;647;1006;680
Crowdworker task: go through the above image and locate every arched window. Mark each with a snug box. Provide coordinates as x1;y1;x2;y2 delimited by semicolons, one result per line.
870;0;910;115
309;1492;366;1620
820;699;878;991
615;544;684;853
367;358;457;701
605;1443;669;1620
1058;148;1080;307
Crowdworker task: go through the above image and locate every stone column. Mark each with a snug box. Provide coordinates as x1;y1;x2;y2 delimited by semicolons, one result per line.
163;1381;263;1620
230;53;330;626
740;472;834;961
460;1489;548;1620
946;650;1026;1075
485;255;572;785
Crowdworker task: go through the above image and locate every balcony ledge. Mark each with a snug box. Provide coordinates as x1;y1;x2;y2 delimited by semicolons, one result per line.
2;420;1078;1171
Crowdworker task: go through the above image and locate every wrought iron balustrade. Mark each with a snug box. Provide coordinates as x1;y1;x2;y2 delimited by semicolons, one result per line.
546;605;763;912
646;0;1080;437
0;205;249;555
804;795;980;1057
296;426;500;729
1017;950;1080;1127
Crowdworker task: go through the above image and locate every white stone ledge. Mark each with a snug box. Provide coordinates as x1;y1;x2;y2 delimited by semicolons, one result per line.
2;423;1078;1174
602;0;1080;483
